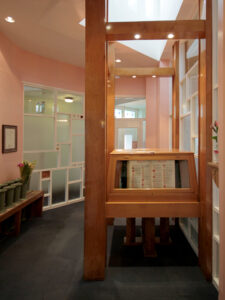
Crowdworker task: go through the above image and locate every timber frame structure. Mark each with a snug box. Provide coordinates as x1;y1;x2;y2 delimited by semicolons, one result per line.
84;0;212;281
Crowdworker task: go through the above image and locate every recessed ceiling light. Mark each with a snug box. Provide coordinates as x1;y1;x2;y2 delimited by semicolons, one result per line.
65;97;74;103
115;59;122;63
134;34;141;39
115;75;120;79
167;33;174;39
132;75;136;79
152;75;157;78
5;16;15;23
106;24;112;30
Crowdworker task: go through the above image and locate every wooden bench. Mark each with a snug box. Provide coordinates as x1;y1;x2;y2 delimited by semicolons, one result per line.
0;190;44;236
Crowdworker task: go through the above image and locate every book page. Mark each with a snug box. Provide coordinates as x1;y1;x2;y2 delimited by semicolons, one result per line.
151;160;163;188
162;160;175;188
127;161;152;188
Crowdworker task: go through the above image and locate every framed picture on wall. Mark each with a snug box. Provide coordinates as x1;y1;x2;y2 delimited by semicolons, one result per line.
2;125;17;153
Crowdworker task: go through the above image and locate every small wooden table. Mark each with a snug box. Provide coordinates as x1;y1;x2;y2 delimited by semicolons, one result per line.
0;191;44;236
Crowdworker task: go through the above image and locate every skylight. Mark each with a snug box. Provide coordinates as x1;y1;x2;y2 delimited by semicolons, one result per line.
80;0;183;61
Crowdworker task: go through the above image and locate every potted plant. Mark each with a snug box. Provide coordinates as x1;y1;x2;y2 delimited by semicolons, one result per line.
18;161;36;198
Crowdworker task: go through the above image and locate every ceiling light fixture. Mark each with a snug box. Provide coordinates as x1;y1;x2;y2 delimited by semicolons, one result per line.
115;59;122;63
132;75;136;79
134;34;141;39
115;75;120;79
167;33;174;39
5;16;15;23
65;96;74;103
152;75;157;78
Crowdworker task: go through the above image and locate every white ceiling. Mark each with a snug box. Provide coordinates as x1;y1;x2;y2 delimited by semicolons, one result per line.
0;0;198;68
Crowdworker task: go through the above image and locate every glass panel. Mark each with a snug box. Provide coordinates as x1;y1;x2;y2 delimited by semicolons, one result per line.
24;116;54;151
191;225;198;248
108;0;197;22
193;96;199;136
60;144;70;167
57;92;84;114
142;120;146;148
186;39;199;72
181;116;191;151
30;172;40;191
69;168;81;181
41;180;50;194
23;152;58;170
117;128;138;149
52;169;66;204
114;160;190;189
72;135;85;162
69;182;81;200
115;98;146;119
24;86;55;115
57;114;70;143
44;196;50;207
72;119;84;135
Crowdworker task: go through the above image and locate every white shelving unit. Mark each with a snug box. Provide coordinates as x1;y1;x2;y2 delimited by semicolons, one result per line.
212;0;219;290
179;41;199;256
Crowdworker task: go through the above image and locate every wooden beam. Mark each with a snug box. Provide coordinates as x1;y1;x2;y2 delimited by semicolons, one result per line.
172;41;180;149
198;0;213;281
106;20;206;41
106;202;200;218
114;67;175;77
84;0;106;280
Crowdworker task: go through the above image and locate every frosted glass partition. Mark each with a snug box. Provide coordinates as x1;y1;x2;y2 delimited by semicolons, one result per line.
69;182;81;200
30;172;40;191
72;119;84;134
52;169;66;204
41;180;49;194
24;152;58;170
24;116;54;151
69;168;82;181
24;86;54;115
72;135;85;162
181;116;191;151
24;84;85;209
57;114;70;143
57;93;83;114
60;144;70;167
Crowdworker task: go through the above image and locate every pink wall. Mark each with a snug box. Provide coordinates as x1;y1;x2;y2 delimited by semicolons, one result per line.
146;77;159;147
145;61;170;149
0;33;23;182
0;31;85;183
218;1;225;299
115;77;146;97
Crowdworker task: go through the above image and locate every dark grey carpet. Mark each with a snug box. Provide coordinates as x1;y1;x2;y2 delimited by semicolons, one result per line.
0;202;218;300
109;226;198;267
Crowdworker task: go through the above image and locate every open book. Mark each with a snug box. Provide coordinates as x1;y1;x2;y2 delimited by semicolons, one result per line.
127;160;175;188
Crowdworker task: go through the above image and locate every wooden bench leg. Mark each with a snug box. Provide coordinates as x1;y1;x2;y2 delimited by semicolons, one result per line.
14;210;22;236
142;218;157;257
125;218;136;245
160;218;170;244
33;196;44;217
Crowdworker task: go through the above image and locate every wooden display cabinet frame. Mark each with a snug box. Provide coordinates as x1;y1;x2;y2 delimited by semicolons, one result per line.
106;149;199;218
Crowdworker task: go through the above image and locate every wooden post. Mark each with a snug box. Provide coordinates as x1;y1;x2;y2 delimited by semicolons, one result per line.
218;0;225;297
142;218;157;257
172;41;180;149
126;218;136;245
84;0;107;280
198;0;213;280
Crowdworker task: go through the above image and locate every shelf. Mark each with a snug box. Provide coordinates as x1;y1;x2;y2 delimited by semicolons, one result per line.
190;91;198;99
186;61;198;77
